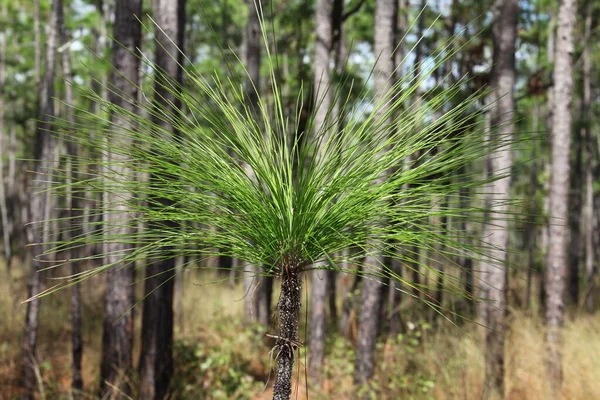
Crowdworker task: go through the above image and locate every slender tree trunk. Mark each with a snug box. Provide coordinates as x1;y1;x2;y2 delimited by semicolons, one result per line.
354;0;396;389
339;254;361;337
99;1;142;397
545;0;575;394
0;2;11;267
526;101;540;310
581;1;594;314
60;17;84;396
568;108;582;306
272;266;301;400
138;1;185;399
308;0;335;383
481;1;518;398
22;1;62;397
34;0;41;93
242;0;264;324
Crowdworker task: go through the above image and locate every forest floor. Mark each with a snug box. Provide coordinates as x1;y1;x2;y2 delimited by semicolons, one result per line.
1;262;599;400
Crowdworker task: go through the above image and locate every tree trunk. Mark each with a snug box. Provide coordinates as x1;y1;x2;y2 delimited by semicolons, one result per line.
99;0;142;397
581;1;594;314
242;0;264;324
481;0;518;398
138;1;185;399
60;16;84;395
354;0;396;389
308;0;335;383
272;266;301;400
22;0;62;397
545;0;575;394
0;2;10;267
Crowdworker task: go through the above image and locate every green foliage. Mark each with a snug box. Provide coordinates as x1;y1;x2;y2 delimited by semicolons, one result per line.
171;319;268;399
34;11;520;312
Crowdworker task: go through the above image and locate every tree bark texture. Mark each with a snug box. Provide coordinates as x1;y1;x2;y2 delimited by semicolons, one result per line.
99;0;142;397
545;0;575;394
308;0;334;383
480;1;518;398
60;18;84;395
138;1;185;399
272;267;301;400
242;0;266;324
22;0;62;397
354;0;396;389
0;3;10;266
581;1;594;314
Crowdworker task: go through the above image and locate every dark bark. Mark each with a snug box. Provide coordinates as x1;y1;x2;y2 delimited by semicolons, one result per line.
272;267;301;400
258;275;274;326
567;114;582;305
581;2;594;314
138;1;185;399
327;269;337;324
354;254;384;386
0;3;10;267
61;18;84;395
545;0;575;393
339;256;361;337
22;0;62;397
99;0;142;397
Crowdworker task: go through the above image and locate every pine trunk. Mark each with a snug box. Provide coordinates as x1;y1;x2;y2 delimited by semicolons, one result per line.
272;267;301;400
138;1;186;399
60;18;84;395
481;0;518;397
545;0;575;394
99;0;142;397
354;0;396;389
22;0;62;397
308;0;334;383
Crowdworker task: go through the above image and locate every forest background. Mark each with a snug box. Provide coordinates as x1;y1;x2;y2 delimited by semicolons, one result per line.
0;0;599;399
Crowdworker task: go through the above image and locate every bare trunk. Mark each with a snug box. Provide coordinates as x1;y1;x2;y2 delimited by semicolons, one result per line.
0;2;10;266
308;0;335;382
354;0;396;389
138;2;185;399
60;17;84;395
99;1;142;397
272;267;301;400
481;1;518;398
242;0;264;324
22;1;62;397
581;2;594;314
545;0;575;394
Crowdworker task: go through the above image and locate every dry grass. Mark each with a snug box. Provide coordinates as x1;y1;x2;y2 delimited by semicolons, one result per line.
0;263;599;399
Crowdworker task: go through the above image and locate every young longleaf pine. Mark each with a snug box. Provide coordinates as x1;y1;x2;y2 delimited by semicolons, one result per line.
32;8;517;400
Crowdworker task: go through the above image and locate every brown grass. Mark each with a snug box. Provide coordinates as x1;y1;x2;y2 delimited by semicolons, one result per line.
0;262;599;399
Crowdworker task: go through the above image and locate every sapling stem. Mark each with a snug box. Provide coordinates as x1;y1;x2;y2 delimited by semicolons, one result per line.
272;265;301;400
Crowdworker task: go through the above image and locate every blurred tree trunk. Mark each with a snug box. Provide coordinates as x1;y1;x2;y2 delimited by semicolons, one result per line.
581;1;594;314
138;1;185;399
60;14;84;395
99;0;142;397
242;0;263;324
34;0;41;92
387;0;408;339
22;0;62;398
481;0;518;398
545;0;575;394
354;0;396;389
0;2;11;268
308;0;335;383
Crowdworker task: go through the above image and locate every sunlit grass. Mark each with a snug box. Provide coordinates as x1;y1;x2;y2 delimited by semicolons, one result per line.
2;266;599;399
